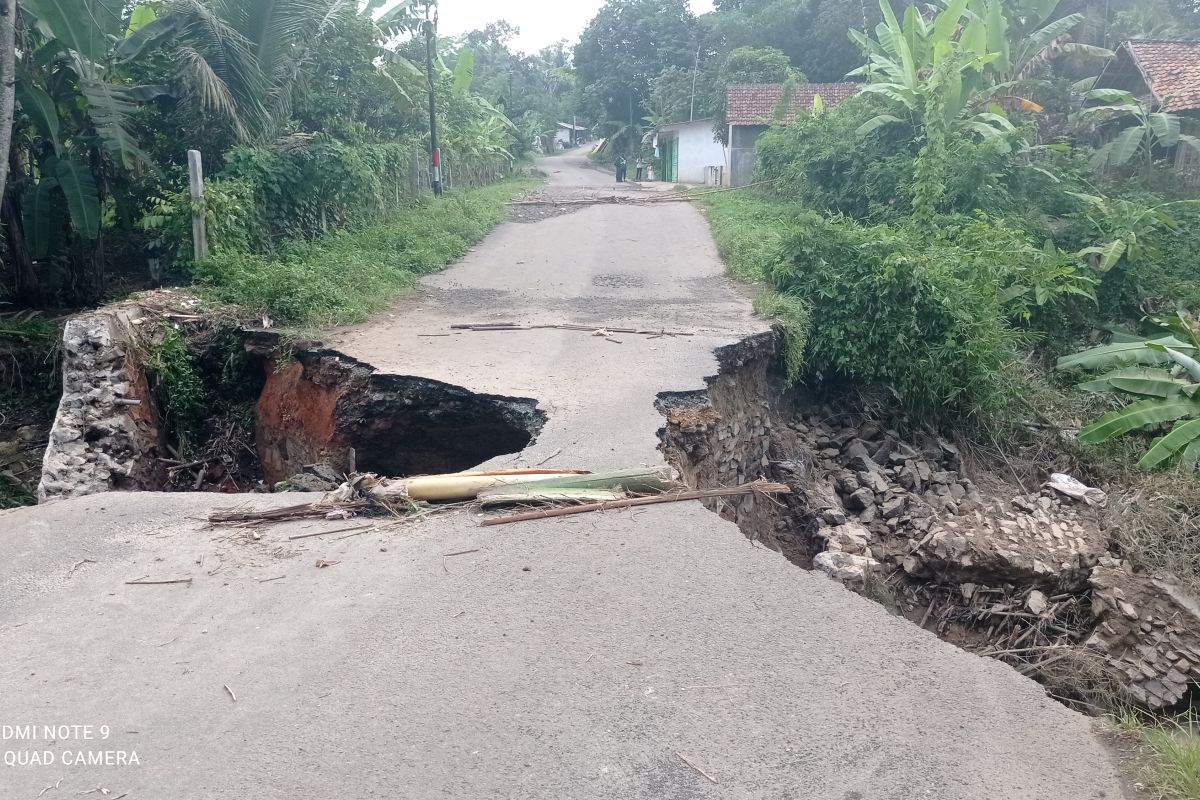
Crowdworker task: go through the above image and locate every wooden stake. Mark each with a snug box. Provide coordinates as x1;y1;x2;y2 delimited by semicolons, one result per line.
187;149;209;261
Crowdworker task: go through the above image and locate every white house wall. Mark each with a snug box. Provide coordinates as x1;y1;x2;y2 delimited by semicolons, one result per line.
672;122;727;184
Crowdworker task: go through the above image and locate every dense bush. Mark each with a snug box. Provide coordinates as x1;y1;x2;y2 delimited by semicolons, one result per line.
755;95;918;219
766;213;1029;417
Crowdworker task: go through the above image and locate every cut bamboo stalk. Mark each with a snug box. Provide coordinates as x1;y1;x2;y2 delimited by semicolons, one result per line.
480;481;790;526
478;488;624;508
379;467;673;503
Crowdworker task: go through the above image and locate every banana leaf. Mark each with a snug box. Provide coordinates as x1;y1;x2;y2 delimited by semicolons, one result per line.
511;467;676;494
1057;336;1195;371
1179;438;1200;473
1077;366;1186;398
478;488;624;509
1138;418;1200;469
1079;396;1200;443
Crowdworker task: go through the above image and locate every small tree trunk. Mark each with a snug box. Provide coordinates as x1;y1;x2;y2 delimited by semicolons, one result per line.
0;0;17;205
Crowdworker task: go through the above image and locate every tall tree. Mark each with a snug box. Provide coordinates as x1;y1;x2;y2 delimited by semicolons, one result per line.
574;0;698;130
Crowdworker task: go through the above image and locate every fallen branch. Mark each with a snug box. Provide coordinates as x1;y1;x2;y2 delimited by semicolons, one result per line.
288;523;374;541
676;752;718;784
481;481;790;526
125;577;193;586
209;500;372;525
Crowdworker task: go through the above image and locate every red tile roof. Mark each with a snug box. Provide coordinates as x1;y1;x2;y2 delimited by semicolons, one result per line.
725;83;860;126
1121;40;1200;112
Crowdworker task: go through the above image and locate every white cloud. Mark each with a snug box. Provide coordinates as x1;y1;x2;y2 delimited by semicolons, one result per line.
432;0;715;54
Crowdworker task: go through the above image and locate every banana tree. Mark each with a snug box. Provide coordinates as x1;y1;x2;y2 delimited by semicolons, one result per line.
1072;88;1200;174
1059;313;1200;470
13;0;170;257
849;0;1016;142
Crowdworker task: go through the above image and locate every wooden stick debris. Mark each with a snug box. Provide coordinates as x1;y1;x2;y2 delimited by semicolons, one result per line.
676;752;718;784
451;321;695;337
481;481;790;527
442;548;481;558
288;523;373;541
223;684;237;702
125;577;193;586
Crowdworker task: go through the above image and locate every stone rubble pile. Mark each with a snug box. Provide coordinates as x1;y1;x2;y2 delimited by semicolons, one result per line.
1088;560;1200;708
793;417;1107;592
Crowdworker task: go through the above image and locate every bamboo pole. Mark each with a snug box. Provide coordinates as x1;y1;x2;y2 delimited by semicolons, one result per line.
480;481;790;526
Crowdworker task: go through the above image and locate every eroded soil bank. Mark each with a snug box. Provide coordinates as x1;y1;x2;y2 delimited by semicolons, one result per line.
656;330;1200;711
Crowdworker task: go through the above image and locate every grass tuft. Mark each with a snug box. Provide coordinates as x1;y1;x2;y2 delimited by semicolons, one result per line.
1114;710;1200;800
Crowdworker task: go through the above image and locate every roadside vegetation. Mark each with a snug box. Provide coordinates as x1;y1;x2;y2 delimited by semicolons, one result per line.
1115;711;1200;800
194;177;537;328
697;0;1200;600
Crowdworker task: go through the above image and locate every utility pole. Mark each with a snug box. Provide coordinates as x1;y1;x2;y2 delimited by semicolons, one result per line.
423;5;442;196
690;42;701;122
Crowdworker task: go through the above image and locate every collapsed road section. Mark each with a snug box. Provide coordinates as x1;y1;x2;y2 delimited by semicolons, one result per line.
657;330;1200;711
37;295;546;501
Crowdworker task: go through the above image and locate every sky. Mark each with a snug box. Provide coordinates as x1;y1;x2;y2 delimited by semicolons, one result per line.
435;0;716;54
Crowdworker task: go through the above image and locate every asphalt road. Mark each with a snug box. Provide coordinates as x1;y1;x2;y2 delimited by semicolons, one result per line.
0;149;1127;799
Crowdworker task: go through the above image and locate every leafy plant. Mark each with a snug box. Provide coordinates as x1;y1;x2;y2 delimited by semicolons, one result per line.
1059;312;1200;470
1073;88;1200;174
1067;192;1186;272
146;325;207;453
849;0;1018;143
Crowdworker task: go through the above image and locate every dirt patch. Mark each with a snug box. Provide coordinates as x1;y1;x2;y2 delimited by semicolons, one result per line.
656;329;1200;712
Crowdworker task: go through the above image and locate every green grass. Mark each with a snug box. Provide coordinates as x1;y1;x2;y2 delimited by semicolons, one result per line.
192;178;539;328
699;190;814;378
1114;711;1200;800
0;473;36;508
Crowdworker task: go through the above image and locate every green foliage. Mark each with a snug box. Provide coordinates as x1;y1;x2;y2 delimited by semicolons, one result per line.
768;213;1030;416
192;178;536;327
702;190;1089;417
575;0;699;126
1059;313;1200;471
146;326;207;453
0;310;57;345
1113;711;1200;800
0;474;38;509
706;0;889;82
718;46;797;86
1073;89;1200;174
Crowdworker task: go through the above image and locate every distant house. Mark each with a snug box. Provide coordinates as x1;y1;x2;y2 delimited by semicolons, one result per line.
725;82;859;186
652;118;727;184
1095;40;1200;175
554;122;588;149
1095;39;1200;113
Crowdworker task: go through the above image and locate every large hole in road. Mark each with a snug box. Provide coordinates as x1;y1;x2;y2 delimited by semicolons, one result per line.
255;347;546;485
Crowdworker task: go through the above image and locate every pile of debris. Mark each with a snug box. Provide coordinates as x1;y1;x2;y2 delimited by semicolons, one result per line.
211;466;789;528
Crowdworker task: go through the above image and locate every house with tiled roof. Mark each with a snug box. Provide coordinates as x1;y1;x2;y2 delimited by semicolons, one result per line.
1095;40;1200;112
726;83;859;186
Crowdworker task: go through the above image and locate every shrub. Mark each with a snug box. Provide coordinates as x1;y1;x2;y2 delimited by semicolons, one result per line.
756;94;918;219
766;213;1028;417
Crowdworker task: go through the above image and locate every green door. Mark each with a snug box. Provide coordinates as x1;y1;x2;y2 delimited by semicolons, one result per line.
662;137;678;182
